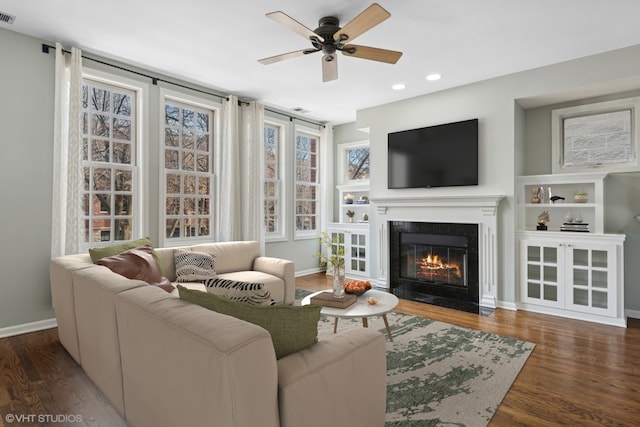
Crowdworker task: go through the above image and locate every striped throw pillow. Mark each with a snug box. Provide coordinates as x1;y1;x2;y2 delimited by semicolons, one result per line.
204;278;276;305
174;249;216;282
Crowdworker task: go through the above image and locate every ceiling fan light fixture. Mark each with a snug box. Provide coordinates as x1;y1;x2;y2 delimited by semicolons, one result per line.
426;73;442;81
260;3;402;82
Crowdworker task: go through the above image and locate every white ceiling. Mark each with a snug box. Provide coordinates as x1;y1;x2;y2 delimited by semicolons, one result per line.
3;0;640;124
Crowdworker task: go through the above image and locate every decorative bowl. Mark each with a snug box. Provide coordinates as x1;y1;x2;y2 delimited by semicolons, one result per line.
344;280;372;296
573;194;588;203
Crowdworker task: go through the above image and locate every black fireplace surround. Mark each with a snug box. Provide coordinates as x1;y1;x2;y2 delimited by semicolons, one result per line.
389;221;480;313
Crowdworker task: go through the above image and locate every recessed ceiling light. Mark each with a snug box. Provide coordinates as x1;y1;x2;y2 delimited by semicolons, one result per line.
392;83;406;90
426;74;442;81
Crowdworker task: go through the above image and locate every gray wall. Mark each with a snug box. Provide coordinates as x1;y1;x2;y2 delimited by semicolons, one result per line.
335;44;640;311
0;29;56;329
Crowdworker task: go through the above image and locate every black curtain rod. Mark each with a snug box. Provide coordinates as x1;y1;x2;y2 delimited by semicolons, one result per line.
264;107;326;128
42;43;326;128
42;43;227;101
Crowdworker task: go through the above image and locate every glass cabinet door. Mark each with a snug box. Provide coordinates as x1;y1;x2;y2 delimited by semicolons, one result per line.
565;243;616;316
348;230;368;275
520;240;564;308
327;226;369;278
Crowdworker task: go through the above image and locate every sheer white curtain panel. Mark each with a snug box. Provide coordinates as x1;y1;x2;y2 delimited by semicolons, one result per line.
51;44;83;257
320;124;334;233
239;101;265;250
217;95;241;241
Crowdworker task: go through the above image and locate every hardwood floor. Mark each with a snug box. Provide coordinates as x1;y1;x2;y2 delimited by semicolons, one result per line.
1;273;639;426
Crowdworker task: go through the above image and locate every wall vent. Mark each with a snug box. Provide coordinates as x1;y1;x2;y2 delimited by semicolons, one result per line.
0;12;16;24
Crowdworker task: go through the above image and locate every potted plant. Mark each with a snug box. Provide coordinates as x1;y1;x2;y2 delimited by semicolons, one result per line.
315;231;345;298
343;193;354;204
574;191;588;203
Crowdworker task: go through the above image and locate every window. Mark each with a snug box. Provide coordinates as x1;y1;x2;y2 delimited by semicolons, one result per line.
162;93;216;243
552;97;640;173
339;141;370;184
264;120;285;240
81;78;138;245
295;128;320;237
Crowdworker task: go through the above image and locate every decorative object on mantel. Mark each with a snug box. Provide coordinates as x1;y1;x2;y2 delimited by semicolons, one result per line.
574;191;588;203
346;209;355;222
356;195;369;204
536;211;549;230
344;193;354;204
550;195;565;203
315;231;346;298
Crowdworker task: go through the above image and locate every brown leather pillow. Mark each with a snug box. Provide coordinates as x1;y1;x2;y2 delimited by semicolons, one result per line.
97;245;174;293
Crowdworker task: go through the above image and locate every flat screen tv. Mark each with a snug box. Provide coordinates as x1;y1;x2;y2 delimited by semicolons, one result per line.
388;118;478;189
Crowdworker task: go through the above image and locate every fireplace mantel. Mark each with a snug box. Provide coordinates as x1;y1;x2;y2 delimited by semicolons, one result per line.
371;195;504;214
370;194;505;309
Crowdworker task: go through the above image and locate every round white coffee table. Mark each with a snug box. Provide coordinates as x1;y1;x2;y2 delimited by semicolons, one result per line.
301;289;399;341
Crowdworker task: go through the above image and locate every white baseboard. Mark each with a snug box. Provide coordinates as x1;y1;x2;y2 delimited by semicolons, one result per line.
0;318;58;339
295;267;324;277
496;301;518;311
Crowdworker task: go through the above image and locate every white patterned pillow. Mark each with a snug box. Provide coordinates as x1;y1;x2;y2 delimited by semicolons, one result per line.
174;249;216;282
204;278;276;306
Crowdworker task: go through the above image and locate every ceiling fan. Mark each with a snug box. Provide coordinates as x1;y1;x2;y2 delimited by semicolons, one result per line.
258;3;403;82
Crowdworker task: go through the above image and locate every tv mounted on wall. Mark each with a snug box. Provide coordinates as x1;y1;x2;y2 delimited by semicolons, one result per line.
388;118;479;189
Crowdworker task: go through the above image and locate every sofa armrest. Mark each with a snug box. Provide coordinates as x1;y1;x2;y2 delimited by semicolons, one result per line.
253;256;295;304
277;328;387;427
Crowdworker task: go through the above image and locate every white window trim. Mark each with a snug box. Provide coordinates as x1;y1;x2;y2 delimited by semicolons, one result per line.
338;140;370;185
294;124;322;240
264;117;288;242
80;67;149;250
158;87;221;247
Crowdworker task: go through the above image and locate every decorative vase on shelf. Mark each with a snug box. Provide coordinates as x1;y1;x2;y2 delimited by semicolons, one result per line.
565;211;575;223
332;265;345;298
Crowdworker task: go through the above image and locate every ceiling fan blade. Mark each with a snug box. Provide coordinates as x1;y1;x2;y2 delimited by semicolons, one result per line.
322;54;338;82
258;49;317;65
266;11;324;42
342;44;402;64
333;3;390;42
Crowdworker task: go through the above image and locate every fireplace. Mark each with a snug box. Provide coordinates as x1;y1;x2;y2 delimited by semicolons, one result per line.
390;221;480;313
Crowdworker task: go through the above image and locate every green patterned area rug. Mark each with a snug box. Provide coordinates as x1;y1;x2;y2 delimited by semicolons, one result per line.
300;291;535;427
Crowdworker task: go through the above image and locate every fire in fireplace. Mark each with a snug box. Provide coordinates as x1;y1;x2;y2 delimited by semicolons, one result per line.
417;252;463;282
390;221;479;313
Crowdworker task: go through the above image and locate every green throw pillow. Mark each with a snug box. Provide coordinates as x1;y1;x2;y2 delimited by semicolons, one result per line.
89;237;164;275
177;285;321;359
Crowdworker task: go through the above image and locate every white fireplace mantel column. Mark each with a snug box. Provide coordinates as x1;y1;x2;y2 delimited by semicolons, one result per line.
370;195;505;309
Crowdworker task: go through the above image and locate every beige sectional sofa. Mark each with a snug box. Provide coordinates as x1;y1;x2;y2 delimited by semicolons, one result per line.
49;240;387;427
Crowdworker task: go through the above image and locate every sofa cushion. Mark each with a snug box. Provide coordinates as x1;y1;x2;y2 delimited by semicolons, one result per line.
97;245;174;293
174;249;217;282
204;277;275;306
177;286;321;359
89;237;163;273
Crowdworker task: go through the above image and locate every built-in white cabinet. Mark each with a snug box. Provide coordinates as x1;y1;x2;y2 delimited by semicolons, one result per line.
327;224;370;278
516;172;626;326
519;232;624;325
